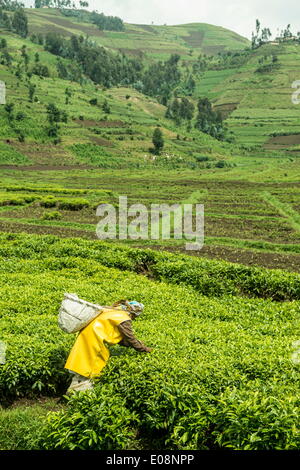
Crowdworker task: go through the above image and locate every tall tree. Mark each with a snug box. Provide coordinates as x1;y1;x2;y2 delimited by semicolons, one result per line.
152;127;164;155
12;8;28;38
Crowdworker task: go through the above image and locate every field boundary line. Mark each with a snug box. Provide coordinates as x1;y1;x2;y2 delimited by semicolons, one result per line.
261;191;300;233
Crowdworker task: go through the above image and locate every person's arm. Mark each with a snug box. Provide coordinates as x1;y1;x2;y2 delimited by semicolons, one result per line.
118;320;152;352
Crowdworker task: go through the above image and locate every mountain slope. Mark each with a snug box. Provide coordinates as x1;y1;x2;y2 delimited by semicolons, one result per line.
26;8;250;61
195;42;300;153
0;30;234;169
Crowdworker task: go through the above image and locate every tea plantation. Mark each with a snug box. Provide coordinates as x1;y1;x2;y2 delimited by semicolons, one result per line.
1;232;300;450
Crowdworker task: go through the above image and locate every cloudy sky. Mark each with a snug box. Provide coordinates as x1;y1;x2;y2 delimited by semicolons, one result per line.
24;0;300;40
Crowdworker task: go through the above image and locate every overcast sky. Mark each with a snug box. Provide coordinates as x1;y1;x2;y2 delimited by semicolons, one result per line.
24;0;300;40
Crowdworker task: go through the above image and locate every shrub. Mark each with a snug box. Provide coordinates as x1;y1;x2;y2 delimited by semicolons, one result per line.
41;386;136;450
0;232;300;449
57;198;89;211
40;197;57;208
41;211;62;221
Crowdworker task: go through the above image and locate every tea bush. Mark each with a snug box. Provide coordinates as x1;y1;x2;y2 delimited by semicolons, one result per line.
57;198;89;211
42;211;62;221
0;232;300;449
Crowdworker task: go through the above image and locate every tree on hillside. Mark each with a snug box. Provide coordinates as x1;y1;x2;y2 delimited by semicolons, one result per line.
12;8;28;38
46;103;67;124
27;83;36;102
152;127;164;155
166;97;194;125
251;19;272;49
142;54;181;102
195;97;225;141
45;32;64;55
0;1;25;10
0;8;12;30
4;102;14;121
102;99;111;114
283;24;293;39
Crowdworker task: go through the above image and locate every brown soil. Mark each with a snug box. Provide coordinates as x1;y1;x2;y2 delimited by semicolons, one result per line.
75;119;127;128
0;220;298;272
135;243;300;273
0;221;96;239
132;24;157;34
29;12;104;37
89;136;114;147
8;396;62;410
0;164;93;171
7;141;78;166
213;102;239;119
182;31;205;48
264;134;300;150
118;48;145;57
202;45;226;55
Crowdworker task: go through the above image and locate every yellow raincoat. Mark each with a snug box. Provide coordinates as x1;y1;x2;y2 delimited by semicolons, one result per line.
64;307;131;378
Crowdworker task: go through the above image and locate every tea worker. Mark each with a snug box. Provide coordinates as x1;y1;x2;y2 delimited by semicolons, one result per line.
65;299;152;393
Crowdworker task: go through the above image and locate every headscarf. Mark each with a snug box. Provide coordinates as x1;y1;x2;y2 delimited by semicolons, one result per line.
112;299;144;316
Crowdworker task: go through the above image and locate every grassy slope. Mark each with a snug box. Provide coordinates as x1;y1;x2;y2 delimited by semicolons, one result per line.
196;43;300;151
25;8;300;153
0;30;235;167
26;8;250;61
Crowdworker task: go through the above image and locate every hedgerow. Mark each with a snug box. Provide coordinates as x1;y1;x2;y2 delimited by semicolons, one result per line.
0;232;300;449
0;232;299;301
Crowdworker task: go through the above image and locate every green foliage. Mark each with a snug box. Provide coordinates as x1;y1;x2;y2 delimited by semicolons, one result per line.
11;8;28;38
44;33;142;88
90;11;124;32
211;386;300;449
0;232;300;450
0;193;37;206
42;211;62;220
166;97;194;124
70;143;139;168
60;9;125;32
251;19;272;49
41;386;136;450
142;54;181;101
0;401;59;450
0;143;29;165
57;198;89;211
46;103;67;124
195;97;226;141
40;196;57;208
152;127;164;155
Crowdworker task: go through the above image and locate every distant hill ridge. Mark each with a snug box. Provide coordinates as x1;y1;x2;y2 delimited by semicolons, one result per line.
26;8;250;60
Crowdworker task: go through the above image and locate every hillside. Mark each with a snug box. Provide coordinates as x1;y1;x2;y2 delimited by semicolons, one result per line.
1;10;300;274
195;42;300;153
0;29;235;167
25;8;250;61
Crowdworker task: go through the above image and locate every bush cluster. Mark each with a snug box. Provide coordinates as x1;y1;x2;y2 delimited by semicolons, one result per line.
1;233;300;450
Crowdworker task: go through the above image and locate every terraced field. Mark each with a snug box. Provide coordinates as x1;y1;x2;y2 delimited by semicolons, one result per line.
26;9;250;61
0;173;300;271
196;43;300;152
